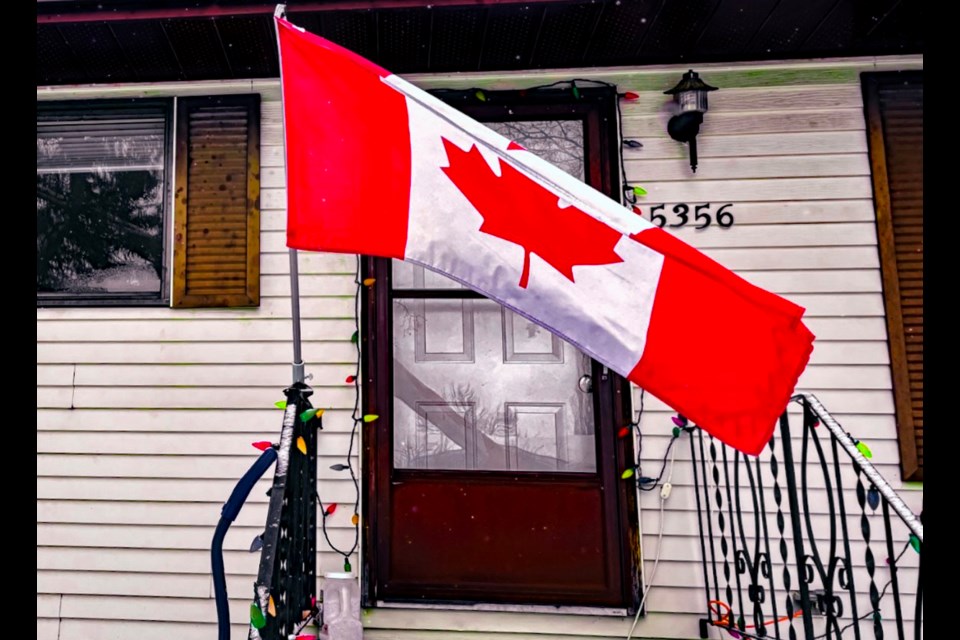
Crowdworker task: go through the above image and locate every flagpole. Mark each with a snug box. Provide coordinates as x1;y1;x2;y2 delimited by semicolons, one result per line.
289;249;305;384
273;3;305;385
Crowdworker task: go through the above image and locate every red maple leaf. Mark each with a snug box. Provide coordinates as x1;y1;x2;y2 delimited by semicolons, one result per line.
440;138;624;289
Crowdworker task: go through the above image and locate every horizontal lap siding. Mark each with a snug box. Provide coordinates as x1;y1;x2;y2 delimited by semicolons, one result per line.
361;62;923;639
624;74;923;640
37;56;922;640
37;93;358;640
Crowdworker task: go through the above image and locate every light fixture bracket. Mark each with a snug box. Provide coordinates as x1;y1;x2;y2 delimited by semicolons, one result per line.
664;70;717;173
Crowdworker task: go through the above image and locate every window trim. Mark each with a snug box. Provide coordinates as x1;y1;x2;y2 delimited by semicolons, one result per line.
36;98;174;308
861;71;923;482
360;87;640;612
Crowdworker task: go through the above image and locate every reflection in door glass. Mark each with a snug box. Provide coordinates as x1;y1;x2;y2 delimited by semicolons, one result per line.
393;298;596;472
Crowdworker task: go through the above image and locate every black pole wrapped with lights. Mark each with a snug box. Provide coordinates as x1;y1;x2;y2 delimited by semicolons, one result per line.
664;70;717;173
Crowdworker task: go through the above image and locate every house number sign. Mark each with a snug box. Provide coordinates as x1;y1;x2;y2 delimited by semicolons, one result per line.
643;203;735;229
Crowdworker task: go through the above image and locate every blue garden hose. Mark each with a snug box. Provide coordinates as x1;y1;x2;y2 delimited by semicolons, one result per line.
212;447;278;640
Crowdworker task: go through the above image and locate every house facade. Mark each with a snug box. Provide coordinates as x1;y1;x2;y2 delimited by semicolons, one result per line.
37;2;922;638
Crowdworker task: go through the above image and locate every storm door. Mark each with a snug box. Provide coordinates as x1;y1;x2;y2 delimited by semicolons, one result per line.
362;92;639;610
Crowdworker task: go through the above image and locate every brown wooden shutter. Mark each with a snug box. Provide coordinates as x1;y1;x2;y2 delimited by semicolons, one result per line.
173;94;260;308
863;72;923;481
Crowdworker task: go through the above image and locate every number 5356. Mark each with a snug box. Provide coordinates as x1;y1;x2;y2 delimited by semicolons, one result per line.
647;203;734;229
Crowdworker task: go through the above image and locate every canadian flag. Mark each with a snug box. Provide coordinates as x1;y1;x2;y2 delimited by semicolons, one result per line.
276;17;815;455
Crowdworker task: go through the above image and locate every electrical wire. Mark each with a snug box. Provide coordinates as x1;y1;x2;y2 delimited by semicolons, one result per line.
626;429;679;640
315;255;363;569
531;79;637;208
314;80;641;573
638;432;680;492
291;80;917;640
702;540;914;640
710;599;803;631
432;78;639;210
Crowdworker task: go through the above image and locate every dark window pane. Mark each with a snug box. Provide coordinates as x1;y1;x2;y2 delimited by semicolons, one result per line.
37;170;164;295
37;104;167;300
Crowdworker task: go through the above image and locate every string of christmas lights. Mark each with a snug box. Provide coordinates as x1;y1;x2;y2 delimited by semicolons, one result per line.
306;82;651;574
315;255;369;573
433;78;648;212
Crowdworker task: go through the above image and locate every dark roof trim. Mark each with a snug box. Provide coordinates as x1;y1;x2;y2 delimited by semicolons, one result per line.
37;0;556;24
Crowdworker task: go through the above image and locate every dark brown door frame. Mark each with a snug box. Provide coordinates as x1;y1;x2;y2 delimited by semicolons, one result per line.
360;87;640;611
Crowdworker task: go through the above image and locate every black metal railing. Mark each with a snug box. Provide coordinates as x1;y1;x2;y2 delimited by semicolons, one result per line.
692;393;923;640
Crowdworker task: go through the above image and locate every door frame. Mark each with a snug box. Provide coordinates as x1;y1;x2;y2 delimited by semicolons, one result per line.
360;86;640;612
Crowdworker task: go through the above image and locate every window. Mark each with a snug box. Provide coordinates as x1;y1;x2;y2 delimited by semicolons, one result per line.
37;100;171;305
361;90;640;611
36;94;261;308
862;72;923;481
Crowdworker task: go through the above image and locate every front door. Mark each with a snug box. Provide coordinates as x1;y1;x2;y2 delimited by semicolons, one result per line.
362;90;639;610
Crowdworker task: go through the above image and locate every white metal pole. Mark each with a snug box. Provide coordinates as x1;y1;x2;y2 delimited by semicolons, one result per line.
289;249;305;384
273;4;305;385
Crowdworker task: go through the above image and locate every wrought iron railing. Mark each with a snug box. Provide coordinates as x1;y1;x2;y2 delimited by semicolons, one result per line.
692;393;923;640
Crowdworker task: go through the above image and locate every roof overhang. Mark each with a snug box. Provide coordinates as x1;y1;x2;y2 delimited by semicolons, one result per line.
37;0;923;85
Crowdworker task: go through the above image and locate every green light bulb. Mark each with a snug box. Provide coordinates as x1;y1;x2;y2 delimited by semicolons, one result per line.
909;534;920;553
250;603;266;629
855;440;873;459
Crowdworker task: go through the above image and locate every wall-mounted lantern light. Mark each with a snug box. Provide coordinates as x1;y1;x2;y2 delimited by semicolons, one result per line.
664;70;718;173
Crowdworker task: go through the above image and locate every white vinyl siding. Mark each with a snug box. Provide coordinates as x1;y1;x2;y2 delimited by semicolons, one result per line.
37;54;921;640
621;72;923;639
37;90;358;640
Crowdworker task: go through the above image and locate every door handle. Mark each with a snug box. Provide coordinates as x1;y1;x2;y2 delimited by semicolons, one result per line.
578;374;593;393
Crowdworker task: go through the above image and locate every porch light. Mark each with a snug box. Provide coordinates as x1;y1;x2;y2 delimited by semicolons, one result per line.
664;70;717;173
